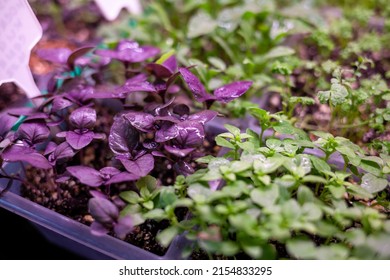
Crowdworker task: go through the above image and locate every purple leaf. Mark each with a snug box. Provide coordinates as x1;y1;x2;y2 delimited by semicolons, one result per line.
124;73;148;85
151;151;166;157
2;145;51;169
67;166;104;187
90;221;110;236
66;86;95;104
153;97;175;116
89;190;107;199
93;133;106;140
119;154;154;177
209;179;222;191
48;142;75;165
69;107;96;129
56;175;70;183
164;145;195;157
56;131;67;138
117;46;160;63
91;89;120;99
213;81;253;103
36;48;72;64
143;140;159;150
147;63;173;78
0;113;17;139
52;96;73;112
6;107;35;117
155;123;179;143
18;122;50;145
100;166;121;177
66;130;95;150
53;142;75;160
88;197;119;224
154;116;180;123
115;81;156;95
162;54;178;74
96;41;160;63
179;67;215;102
124;112;155;132
106;172;140;185
175;121;205;147
114;216;133;239
24;113;50;122
173;104;190;116
67;46;94;69
174;161;195;176
187;110;217;124
147;55;177;78
44;141;57;155
109;115;139;156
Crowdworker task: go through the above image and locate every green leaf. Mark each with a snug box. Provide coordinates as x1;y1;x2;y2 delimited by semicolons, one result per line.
172;198;193;208
264;46;295;60
289;96;315;105
302;175;327;184
229;213;256;231
254;156;285;174
220;241;240;256
308;155;331;173
273;121;296;134
311;131;333;140
361;173;388;194
251;187;279;208
142;200;154;210
157;226;179;247
346;184;372;199
327;185;346;199
143;209;167;221
287;240;317;259
359;159;382;177
156;50;175;65
196;155;215;164
158;188;177;208
120;191;140;204
188;183;212;201
266;138;282;149
208;57;226;71
297;186;315;205
215;136;235;149
302;202;322;221
318;83;348;106
224;124;241;135
248;108;270;124
336;146;356;159
230;161;252;173
136;175;158;192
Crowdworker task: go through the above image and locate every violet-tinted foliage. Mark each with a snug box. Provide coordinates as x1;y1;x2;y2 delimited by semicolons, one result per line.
56;107;105;150
0;113;17;142
0;38;252;240
95;40;160;63
88;195;133;239
44;142;75;166
1;122;52;169
67;166;139;187
179;67;252;104
37;46;95;70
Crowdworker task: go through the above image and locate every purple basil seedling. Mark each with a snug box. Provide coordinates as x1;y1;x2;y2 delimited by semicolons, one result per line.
56;107;105;150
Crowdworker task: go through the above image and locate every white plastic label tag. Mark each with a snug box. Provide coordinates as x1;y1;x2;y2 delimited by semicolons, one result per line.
0;0;43;99
94;0;142;21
